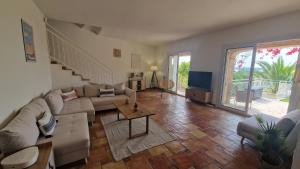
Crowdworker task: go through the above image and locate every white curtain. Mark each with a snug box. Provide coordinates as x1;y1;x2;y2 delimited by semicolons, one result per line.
288;50;300;112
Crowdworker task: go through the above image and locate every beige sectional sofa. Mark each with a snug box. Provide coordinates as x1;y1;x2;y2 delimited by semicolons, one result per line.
0;83;136;167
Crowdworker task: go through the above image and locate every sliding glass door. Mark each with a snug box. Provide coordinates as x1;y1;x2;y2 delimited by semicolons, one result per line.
221;47;256;113
221;40;300;116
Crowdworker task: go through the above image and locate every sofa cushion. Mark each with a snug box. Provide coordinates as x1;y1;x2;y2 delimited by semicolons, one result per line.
91;95;128;107
73;86;84;97
0;111;39;154
84;85;104;97
61;87;73;93
276;109;300;136
286;120;300;155
60;98;94;115
45;90;64;115
61;90;78;102
100;88;115;97
114;83;126;95
21;98;51;119
52;113;90;155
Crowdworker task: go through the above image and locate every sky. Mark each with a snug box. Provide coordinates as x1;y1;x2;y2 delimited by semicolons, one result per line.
235;46;300;70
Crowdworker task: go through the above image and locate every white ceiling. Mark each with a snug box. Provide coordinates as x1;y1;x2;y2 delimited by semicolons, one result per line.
34;0;300;46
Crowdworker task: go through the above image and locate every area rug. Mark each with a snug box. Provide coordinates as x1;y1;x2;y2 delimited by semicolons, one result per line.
100;112;175;161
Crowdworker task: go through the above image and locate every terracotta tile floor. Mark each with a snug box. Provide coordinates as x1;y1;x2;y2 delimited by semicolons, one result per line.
62;89;291;169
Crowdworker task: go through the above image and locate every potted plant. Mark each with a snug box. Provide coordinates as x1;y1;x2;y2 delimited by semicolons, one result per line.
255;115;286;169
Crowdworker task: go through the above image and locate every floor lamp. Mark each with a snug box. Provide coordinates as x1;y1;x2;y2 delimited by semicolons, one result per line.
150;66;159;88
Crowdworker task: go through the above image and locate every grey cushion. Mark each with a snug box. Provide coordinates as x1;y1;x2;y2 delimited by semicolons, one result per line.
277;109;300;136
106;84;114;89
0;111;39;154
84;85;104;97
60;98;95;122
21;98;52;119
286;120;300;155
90;95;128;107
45;90;64;115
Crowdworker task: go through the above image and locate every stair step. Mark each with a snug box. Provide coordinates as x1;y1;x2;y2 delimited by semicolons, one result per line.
62;66;72;70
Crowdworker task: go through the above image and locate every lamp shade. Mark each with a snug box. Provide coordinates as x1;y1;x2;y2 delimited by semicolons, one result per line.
150;66;158;71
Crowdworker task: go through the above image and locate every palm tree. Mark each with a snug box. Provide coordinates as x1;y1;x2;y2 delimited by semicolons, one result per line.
178;62;190;88
255;57;296;93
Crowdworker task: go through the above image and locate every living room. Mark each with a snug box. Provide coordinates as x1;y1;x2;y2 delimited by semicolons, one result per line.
1;0;300;169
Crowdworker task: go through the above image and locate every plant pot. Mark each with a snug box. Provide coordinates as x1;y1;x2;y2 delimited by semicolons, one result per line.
260;158;283;169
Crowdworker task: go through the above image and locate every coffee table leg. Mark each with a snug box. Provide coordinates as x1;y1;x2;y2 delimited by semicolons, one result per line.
117;111;120;121
146;116;149;134
129;119;132;139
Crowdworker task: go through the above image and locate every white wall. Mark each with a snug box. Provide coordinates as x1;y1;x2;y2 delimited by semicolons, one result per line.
0;0;52;127
48;20;156;87
50;64;88;89
156;11;300;104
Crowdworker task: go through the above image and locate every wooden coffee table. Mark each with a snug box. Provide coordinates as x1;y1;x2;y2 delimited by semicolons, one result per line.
114;101;155;139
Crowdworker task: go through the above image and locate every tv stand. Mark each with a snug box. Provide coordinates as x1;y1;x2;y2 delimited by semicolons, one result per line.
185;87;212;104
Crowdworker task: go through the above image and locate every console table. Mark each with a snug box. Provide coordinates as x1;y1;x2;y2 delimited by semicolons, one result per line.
128;77;146;91
185;87;212;104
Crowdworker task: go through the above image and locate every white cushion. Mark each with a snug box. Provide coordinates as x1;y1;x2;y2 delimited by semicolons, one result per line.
38;111;56;136
99;88;115;97
61;90;78;102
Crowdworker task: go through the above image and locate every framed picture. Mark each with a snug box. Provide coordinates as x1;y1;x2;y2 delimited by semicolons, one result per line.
21;19;36;62
113;48;121;58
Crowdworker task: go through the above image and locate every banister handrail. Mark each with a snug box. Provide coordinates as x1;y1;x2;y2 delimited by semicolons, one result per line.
46;23;113;84
46;23;112;73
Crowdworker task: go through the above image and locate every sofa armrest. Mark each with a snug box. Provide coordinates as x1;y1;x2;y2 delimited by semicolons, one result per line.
125;88;136;103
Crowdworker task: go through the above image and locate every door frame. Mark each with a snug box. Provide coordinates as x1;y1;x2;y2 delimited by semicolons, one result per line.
167;55;179;94
167;52;191;96
218;45;257;115
287;47;300;111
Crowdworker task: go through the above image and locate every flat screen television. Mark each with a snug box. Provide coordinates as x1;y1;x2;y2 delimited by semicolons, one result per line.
188;71;212;91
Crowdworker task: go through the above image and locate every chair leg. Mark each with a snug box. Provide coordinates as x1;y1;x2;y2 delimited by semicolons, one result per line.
241;137;245;144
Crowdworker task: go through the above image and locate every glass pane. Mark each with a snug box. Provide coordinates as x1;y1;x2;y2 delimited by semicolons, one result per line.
221;47;254;111
177;55;191;96
249;46;300;118
168;55;178;92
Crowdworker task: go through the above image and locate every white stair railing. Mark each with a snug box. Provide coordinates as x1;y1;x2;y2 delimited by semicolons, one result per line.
46;23;113;84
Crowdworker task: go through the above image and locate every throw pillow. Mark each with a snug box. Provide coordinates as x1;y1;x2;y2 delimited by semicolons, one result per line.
61;90;78;102
114;83;126;95
73;86;84;97
84;85;100;97
99;88;115;97
37;111;56;136
106;84;114;89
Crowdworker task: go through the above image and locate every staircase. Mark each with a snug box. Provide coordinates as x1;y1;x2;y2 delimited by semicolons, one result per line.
46;23;113;85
